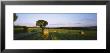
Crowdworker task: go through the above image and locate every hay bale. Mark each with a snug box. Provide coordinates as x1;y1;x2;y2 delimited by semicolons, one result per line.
43;29;49;39
80;31;85;35
53;31;56;32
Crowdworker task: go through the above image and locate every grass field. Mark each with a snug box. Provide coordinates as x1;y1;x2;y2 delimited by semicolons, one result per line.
14;27;97;40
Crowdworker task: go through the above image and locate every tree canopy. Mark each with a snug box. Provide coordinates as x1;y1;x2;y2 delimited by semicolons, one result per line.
36;20;48;28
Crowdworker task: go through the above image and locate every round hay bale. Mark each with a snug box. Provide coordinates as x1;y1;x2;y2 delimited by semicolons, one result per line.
53;31;56;32
43;29;49;39
80;31;85;35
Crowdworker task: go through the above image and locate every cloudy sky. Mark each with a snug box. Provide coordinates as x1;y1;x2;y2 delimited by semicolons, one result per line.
14;13;97;27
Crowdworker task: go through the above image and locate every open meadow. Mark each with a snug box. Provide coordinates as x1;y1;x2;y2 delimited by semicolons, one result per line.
14;27;97;40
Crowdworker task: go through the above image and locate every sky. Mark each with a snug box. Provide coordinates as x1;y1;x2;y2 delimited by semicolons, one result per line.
14;13;97;27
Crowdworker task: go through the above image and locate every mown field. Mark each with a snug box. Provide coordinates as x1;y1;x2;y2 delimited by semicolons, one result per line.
14;27;97;40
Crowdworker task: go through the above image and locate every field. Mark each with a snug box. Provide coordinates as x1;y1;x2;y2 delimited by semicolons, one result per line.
14;27;97;40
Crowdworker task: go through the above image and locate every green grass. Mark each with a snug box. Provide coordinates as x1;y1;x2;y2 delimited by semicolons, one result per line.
48;29;97;40
14;28;97;40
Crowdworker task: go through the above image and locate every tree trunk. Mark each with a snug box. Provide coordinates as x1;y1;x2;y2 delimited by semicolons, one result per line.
41;27;44;35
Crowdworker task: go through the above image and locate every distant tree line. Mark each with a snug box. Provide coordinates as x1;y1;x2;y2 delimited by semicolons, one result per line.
46;27;97;30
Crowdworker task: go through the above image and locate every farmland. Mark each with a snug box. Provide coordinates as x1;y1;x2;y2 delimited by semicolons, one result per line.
14;27;97;40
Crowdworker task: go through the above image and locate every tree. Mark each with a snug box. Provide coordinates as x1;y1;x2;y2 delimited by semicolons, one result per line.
36;20;48;35
14;13;18;21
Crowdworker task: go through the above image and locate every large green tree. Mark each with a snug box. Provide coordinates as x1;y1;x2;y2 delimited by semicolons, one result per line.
36;20;48;34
